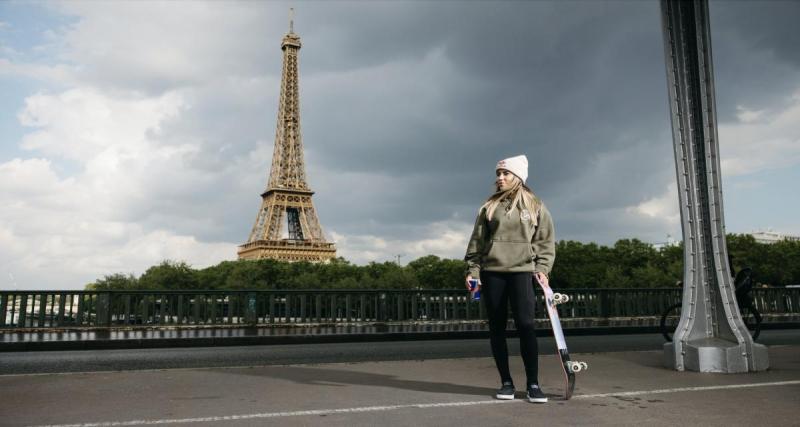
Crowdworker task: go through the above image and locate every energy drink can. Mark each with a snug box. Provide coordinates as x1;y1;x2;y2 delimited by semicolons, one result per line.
469;279;481;301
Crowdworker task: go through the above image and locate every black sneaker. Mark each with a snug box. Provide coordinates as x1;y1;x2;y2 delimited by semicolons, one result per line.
527;384;547;403
496;381;515;400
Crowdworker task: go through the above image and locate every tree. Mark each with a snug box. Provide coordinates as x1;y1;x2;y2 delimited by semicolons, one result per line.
85;273;138;290
384;267;420;290
551;241;607;288
611;239;658;277
407;255;463;289
196;261;237;290
655;243;683;285
220;259;290;289
88;233;799;291
138;260;199;290
727;233;800;287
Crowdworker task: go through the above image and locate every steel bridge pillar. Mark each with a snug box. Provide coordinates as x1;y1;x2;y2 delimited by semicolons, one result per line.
660;0;768;372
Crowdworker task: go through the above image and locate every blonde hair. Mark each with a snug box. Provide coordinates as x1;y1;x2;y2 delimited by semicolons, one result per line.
481;177;541;223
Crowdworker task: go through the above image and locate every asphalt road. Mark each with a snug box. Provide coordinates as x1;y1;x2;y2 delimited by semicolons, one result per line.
2;329;799;375
2;344;799;427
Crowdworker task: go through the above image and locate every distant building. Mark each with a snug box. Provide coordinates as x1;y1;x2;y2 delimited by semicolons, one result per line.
653;234;680;250
750;230;800;244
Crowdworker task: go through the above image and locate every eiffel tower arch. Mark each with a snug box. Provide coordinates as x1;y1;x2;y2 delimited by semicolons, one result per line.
238;10;336;263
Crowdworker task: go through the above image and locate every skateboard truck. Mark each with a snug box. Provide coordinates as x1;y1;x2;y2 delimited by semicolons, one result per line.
552;293;570;305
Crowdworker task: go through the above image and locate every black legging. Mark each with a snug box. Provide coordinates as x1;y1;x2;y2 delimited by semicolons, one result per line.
480;271;539;387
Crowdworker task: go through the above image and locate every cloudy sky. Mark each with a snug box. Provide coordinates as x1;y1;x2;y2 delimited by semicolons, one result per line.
1;1;798;290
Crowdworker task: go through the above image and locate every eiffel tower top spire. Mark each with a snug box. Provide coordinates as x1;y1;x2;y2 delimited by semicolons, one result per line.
267;7;304;194
282;7;300;48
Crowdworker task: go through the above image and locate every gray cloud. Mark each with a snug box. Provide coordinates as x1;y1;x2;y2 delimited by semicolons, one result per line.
133;0;798;247
709;1;800;121
3;0;798;290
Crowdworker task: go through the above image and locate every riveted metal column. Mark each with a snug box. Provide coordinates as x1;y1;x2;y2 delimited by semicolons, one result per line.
660;0;768;372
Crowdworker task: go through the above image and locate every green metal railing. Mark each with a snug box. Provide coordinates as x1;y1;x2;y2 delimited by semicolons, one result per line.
1;288;798;329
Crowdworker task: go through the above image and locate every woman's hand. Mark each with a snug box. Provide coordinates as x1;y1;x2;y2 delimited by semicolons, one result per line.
465;275;480;292
534;271;549;287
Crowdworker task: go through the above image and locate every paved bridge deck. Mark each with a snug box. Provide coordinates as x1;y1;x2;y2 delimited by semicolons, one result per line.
1;341;798;426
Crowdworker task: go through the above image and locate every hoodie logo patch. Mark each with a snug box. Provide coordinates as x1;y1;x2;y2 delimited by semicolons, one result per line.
520;209;531;221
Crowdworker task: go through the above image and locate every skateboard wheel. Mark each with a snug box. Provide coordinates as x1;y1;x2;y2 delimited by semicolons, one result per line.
553;293;570;305
567;361;587;373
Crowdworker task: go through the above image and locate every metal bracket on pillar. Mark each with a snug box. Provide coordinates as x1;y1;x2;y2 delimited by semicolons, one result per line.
660;0;768;372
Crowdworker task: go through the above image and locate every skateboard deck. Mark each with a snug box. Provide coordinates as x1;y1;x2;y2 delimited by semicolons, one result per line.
536;279;586;400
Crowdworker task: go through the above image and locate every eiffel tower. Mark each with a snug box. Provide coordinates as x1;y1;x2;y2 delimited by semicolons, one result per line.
238;10;336;262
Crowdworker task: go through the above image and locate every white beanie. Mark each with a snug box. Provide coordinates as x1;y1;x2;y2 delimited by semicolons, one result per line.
496;155;528;183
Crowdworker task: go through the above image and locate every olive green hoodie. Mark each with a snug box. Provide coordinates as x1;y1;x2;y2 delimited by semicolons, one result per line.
464;199;555;278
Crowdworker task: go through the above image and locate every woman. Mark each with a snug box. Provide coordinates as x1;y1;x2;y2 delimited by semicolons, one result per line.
464;154;555;403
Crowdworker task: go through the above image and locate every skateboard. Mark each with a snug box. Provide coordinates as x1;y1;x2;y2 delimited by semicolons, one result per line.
536;279;587;400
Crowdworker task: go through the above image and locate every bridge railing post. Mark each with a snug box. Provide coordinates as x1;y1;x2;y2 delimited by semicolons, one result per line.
245;292;257;325
95;292;112;327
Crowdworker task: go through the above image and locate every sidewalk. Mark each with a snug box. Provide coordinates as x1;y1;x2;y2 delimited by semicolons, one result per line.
0;322;646;351
1;345;798;426
3;319;798;351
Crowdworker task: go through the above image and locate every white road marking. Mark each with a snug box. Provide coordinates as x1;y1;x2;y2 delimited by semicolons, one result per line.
30;380;800;427
31;401;512;427
572;380;800;399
